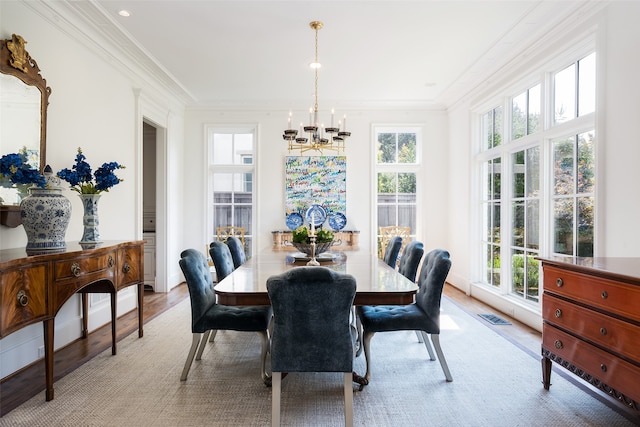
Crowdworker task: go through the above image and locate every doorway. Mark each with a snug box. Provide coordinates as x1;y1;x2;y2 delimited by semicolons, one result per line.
142;121;157;291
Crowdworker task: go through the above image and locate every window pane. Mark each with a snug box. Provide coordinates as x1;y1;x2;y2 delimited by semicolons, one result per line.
512;201;524;247
398;205;416;230
398;133;417;163
492;202;501;242
553;138;575;195
526;200;540;250
578;52;596;116
554;198;574;255
214;206;231;229
377;205;396;227
491;244;501;287
234;205;252;231
492;158;501;199
377;172;397;194
212;133;233;164
511;249;524;297
577;196;594;257
526;146;540;197
512;91;526;140
528;84;541;134
494;107;503;148
512;151;525;198
554;63;576;123
482;112;492;150
577;131;595;194
398;172;416;194
377;133;396;163
234;134;253;164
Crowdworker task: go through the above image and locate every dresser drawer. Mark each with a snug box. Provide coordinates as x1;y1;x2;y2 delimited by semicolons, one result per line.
543;324;640;403
543;266;640;322
543;293;640;363
116;245;143;289
53;252;116;282
0;264;48;336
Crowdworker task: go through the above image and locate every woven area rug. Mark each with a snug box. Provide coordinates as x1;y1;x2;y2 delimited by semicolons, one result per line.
1;297;637;426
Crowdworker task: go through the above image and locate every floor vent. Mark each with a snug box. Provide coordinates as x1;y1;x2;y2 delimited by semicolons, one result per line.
478;313;512;325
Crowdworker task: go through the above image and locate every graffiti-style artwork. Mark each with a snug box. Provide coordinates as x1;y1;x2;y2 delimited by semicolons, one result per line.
285;156;346;217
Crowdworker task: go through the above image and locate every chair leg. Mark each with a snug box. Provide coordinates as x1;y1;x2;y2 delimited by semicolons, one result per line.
354;312;363;357
343;372;354;427
415;330;424;343
361;331;375;382
195;330;212;360
208;329;218;342
420;331;437;361
430;333;453;382
272;372;282;426
258;331;271;386
180;333;202;381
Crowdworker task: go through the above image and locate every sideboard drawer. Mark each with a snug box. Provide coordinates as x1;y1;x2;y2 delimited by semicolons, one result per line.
116;245;143;289
543;324;640;403
53;252;115;282
543;265;640;322
543;293;640;363
0;264;48;336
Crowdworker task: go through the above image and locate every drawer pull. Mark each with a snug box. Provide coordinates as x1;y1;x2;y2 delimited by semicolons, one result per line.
71;262;81;277
554;340;563;349
556;278;563;287
601;291;608;299
600;364;607;372
555;309;562;318
16;290;29;307
122;263;131;274
600;327;607;335
108;255;115;268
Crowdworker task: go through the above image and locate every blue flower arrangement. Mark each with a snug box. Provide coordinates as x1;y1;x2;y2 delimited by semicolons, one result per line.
0;147;46;188
57;147;125;194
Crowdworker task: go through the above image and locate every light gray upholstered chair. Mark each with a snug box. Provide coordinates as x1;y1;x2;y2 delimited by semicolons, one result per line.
225;236;246;269
178;249;272;384
356;249;453;383
267;267;357;427
382;235;403;268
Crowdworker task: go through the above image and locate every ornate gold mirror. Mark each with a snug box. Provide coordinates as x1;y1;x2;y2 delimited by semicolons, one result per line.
0;34;51;221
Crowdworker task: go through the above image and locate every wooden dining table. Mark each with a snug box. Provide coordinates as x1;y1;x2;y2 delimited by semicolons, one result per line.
214;248;418;306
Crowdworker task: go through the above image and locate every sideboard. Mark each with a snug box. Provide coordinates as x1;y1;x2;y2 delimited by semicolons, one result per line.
271;230;359;250
0;240;145;401
539;257;640;411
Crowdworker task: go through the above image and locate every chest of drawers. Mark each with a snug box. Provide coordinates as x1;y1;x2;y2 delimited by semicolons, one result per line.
539;257;640;411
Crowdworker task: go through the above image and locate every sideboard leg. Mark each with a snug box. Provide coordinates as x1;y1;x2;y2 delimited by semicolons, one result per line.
137;283;144;338
43;319;55;401
81;293;88;338
542;353;552;390
111;291;117;355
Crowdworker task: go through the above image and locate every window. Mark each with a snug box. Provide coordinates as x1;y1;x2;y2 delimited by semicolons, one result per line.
207;127;255;256
374;127;420;253
476;49;595;308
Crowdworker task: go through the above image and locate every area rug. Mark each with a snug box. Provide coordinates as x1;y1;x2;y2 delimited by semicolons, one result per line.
1;297;637;426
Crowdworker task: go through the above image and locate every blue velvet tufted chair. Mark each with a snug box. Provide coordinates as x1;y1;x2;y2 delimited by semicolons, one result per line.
225;236;246;269
178;249;272;384
356;249;453;383
267;267;357;427
209;241;236;282
398;241;425;282
382;235;403;268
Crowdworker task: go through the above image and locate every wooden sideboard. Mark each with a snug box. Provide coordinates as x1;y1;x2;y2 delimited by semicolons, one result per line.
539;257;640;411
271;230;360;250
0;240;145;401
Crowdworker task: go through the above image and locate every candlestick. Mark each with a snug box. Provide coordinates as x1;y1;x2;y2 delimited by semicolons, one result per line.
288;111;292;129
343;115;347;132
309;107;313;126
331;108;335;127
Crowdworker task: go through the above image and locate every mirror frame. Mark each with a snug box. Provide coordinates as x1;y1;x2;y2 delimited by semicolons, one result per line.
0;33;51;171
0;34;51;227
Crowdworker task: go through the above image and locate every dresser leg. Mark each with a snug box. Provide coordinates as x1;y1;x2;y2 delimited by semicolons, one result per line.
81;293;88;338
137;283;144;338
43;319;55;401
111;292;117;355
542;355;552;390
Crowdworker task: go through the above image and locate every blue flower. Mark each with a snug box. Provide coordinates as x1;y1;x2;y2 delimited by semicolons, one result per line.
0;149;46;188
57;148;125;194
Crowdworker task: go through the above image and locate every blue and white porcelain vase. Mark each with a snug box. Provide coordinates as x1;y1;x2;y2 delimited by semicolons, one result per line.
20;167;72;251
79;194;101;243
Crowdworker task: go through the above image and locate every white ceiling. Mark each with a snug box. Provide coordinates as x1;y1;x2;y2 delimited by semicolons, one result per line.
87;0;588;110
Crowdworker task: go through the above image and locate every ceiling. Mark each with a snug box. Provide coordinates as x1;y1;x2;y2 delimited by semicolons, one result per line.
86;0;588;110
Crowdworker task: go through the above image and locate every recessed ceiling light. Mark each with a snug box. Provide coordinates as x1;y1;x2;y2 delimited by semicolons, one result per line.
118;10;131;17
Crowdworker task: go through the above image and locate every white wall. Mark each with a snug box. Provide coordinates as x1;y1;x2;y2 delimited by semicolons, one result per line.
0;2;186;377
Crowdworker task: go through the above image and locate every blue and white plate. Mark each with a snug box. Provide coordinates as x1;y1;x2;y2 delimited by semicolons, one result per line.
285;212;304;230
328;212;347;231
305;204;327;227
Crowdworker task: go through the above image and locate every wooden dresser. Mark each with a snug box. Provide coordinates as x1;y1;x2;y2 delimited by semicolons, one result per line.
0;240;145;401
539;257;640;410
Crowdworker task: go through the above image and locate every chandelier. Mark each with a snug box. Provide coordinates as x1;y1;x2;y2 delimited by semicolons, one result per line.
283;21;350;154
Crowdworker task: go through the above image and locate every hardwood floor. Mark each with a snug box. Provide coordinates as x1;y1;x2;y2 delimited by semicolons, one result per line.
0;285;189;417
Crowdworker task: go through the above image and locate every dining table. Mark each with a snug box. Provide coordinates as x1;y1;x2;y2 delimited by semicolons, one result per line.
214;248;418;306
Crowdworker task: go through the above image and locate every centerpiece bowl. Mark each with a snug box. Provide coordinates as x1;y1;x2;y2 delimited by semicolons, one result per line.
292;240;334;257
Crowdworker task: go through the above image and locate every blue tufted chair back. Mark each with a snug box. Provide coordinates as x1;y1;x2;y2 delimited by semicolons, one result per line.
382;236;403;268
209;241;235;282
414;249;452;334
179;249;217;333
397;241;424;282
225;236;246;269
267;267;357;373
